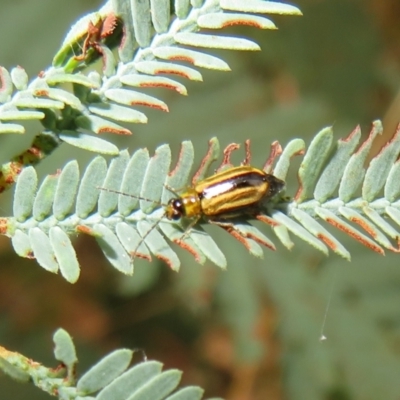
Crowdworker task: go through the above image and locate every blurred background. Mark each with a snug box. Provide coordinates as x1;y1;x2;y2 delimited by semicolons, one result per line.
1;0;400;399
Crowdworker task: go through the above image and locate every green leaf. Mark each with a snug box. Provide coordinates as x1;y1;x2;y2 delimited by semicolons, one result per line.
137;220;180;271
96;361;163;400
53;328;77;368
339;121;382;202
11;230;32;258
126;370;182;400
118;148;150;216
174;32;260;51
98;150;130;217
29;228;59;273
32;174;58;221
77;349;133;395
363;124;400;202
13;167;37;221
94;223;133;274
76;156;107;218
60;131;119;155
140;144;171;213
296;126;333;202
53;160;80;220
165;386;204;400
49;227;80;283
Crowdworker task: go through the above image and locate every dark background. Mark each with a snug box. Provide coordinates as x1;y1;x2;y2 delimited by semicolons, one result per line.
1;1;400;399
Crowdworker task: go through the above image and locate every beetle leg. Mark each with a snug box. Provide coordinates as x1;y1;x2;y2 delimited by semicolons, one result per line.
130;213;167;260
177;216;201;243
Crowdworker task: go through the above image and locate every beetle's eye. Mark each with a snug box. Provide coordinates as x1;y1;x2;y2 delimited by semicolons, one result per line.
170;199;184;220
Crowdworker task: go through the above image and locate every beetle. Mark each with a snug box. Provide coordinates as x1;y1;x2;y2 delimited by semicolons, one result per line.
99;141;285;259
165;165;284;221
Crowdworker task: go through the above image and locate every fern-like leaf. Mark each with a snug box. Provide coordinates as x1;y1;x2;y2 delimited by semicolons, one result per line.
4;121;399;280
0;0;301;154
0;328;208;400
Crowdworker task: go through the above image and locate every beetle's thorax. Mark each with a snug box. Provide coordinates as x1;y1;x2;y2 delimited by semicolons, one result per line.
165;188;201;220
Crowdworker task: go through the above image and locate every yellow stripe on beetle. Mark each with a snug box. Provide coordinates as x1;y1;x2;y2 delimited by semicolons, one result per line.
165;165;285;221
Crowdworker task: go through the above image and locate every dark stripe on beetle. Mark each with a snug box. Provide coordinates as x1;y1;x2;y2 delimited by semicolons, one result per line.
200;172;267;200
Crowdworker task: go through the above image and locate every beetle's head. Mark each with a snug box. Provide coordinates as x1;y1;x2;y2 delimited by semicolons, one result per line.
165;198;185;220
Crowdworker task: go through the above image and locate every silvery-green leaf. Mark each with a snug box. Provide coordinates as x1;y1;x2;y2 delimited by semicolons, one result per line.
272;211;328;255
174;32;260;51
163;141;194;203
150;0;170;33
363;125;400;202
53;160;79;220
13;167;37;221
198;13;276;30
89;103;147;124
314;126;361;203
134;61;203;82
120;74;187;95
75;114;132;135
53;328;77;368
33;88;83;110
98;150;130;217
153;47;230;71
385;160;400;202
119;148;150;216
339;121;382;202
165;386;204;400
296;127;333;202
14;96;64;110
131;0;152;47
49;227;80;283
77;349;133;394
126;370;182;400
0;123;25;134
0;110;44;121
96;361;163;400
137;220;180;271
220;0;302;15
94;223;133;274
76;156;107;218
116;222;151;260
11;230;32;258
175;0;190;18
104;88;168;112
140;144;171;213
60;131;119;155
46;72;99;88
29;228;59;273
33;174;58;221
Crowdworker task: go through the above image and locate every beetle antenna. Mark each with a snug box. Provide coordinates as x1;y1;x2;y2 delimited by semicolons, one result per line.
97;186;167;207
163;183;181;196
